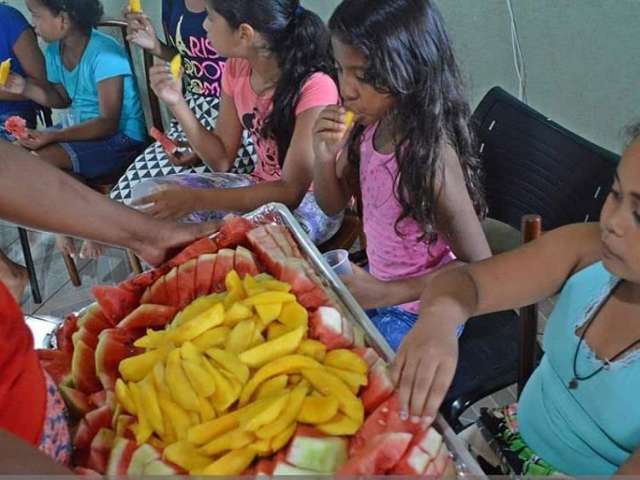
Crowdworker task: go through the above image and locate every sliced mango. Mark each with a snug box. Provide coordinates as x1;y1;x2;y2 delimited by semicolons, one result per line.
163;441;211;472
158;394;192;441
166;349;199;411
254;374;288;400
199;428;254;456
226;319;255;354
182;360;217;397
169;54;182;80
129;0;142;13
297;339;326;362
192;326;230;351
279;301;308;328
115;378;136;414
119;348;167;382
301;368;364;424
196;447;257;476
324;349;369;375
170;303;224;344
317;413;361;436
271;421;297;452
256;382;308;439
187;413;238;446
244;291;296;306
138;376;164;436
239;325;305;368
298;395;340;424
243;392;290;431
325;366;368;394
206;348;250;384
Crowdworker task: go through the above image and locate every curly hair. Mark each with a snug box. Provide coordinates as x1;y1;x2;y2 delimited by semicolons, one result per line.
39;0;104;33
330;0;486;241
208;0;335;167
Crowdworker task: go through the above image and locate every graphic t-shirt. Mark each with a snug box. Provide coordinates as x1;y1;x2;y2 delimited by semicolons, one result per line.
162;0;225;97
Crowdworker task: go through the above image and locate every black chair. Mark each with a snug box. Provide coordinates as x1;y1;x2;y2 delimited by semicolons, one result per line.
440;86;619;431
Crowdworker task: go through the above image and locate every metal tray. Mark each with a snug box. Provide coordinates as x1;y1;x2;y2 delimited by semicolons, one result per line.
244;203;486;478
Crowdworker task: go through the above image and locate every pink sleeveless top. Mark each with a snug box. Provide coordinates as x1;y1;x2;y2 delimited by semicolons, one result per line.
360;123;456;313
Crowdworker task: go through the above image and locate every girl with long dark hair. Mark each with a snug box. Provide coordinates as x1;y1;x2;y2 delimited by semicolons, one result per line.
313;0;491;350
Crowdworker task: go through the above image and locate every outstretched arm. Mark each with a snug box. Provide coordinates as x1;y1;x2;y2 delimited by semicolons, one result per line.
0;141;215;266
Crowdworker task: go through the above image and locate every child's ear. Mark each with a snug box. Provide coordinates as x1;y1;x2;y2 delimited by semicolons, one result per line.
59;11;72;33
238;23;257;47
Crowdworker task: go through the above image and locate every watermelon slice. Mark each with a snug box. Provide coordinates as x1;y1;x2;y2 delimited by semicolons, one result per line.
72;328;99;350
149;127;178;155
126;444;161;475
338;432;412;475
212;249;235;290
247;227;287;275
73;405;113;450
168;236;218;267
361;358;394;414
195;253;216;297
163;267;180;308
36;349;72;386
106;437;137;476
56;314;79;355
91;285;139;324
78;305;114;334
353;347;383;369
432;444;451;475
390;444;431;475
272;462;319;476
415;426;443;458
286;433;348;473
95;328;138;391
86;428;115;474
4;115;28;140
234;246;259;277
72;339;102;394
177;259;197;308
146;276;169;306
310;307;353;350
59;385;91;418
117;304;178;330
119;267;168;296
216;215;253;249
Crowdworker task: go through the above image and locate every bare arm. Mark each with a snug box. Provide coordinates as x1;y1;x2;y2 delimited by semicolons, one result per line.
136;108;324;219
0;429;72;475
391;222;602;420
312;105;354;215
123;10;177;62
0;29;46;103
617;447;640;475
0;141;214;266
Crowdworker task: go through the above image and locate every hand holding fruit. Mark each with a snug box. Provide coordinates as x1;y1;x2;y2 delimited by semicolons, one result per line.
123;9;159;53
0;72;27;95
312;106;356;165
391;312;461;422
131;184;197;221
149;62;184;108
18;129;56;151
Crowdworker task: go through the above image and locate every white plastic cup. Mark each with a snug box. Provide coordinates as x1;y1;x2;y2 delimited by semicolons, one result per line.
323;249;353;276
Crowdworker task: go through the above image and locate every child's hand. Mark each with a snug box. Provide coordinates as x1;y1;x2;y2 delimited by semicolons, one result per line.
0;73;26;95
149;63;184;108
341;263;389;310
167;150;200;167
17;130;56;151
123;9;159;53
313;105;354;164
391;313;461;423
131;184;196;221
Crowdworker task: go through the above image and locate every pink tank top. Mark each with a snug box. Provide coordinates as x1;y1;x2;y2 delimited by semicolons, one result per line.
360;123;456;313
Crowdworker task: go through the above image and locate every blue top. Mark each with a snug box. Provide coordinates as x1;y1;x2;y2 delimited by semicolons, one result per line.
162;0;225;98
45;30;145;142
519;261;640;475
0;5;37;116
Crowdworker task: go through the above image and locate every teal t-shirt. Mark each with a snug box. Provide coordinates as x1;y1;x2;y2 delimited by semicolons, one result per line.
519;261;640;475
45;30;145;142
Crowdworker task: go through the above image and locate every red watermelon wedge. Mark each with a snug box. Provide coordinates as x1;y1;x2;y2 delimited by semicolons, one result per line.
71;339;102;394
212;249;235;290
216;215;253;249
195;253;216;297
234;245;259;277
177;259;197;308
163;267;180;308
95;328;138;391
91;286;139;324
168;236;218;267
338;432;412;475
146;276;169;306
117;304;178;330
37;349;72;386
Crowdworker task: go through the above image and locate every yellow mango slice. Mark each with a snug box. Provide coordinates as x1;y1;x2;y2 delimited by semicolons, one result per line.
256;382;308;439
243;275;266;297
152;361;171;397
206;348;249;384
192;326;230;351
158;394;192;441
267;322;294;340
196;448;256;476
251;438;272;456
169;54;182;80
128;382;153;444
139;376;164;436
297;339;326;362
134;329;168;349
324;349;369;375
206;361;239;412
166;349;200;411
343;110;356;130
172;293;223;329
254;375;288;400
129;0;142;13
115;379;136;414
164;441;211;472
244;291;296;306
317;413;361;436
182;359;217;397
239;326;305;368
119;348;166;382
239;355;322;406
298;395;340;424
279;301;308;328
301;368;364;424
271;421;297;452
324;366;368;394
198;396;216;422
243;393;290;431
255;303;283;325
170;303;224;344
251;328;265;347
0;59;11;86
224;302;253;325
200;428;254;456
180;341;202;363
188;413;238;446
162;415;177;445
260;279;292;292
225;269;244;294
226;319;255;353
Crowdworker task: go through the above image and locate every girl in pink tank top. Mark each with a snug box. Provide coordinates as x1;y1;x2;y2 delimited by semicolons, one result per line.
313;0;492;351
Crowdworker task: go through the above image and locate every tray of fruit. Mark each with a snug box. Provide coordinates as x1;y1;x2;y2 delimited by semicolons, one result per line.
38;202;486;477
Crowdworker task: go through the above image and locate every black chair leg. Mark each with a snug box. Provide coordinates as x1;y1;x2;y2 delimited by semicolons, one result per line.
18;228;42;304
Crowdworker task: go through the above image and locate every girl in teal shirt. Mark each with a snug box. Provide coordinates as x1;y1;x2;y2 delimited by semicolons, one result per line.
394;123;640;476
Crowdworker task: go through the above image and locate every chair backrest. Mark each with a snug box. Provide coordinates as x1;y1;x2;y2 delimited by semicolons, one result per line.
473;87;619;232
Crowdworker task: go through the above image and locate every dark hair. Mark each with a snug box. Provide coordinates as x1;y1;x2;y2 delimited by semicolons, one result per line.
331;0;486;241
39;0;104;33
208;0;335;166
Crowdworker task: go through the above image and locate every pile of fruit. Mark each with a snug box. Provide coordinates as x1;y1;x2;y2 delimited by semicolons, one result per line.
38;216;456;476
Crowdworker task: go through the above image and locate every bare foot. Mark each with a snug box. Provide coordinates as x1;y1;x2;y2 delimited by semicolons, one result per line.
1;264;28;303
55;235;77;257
79;240;105;259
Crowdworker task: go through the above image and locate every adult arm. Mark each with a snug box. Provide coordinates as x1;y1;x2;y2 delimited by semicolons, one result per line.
0;429;72;475
0;29;46;103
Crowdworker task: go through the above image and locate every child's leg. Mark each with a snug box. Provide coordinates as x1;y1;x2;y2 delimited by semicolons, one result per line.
0;249;27;302
293;192;344;245
366;306;419;351
34;144;73;171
